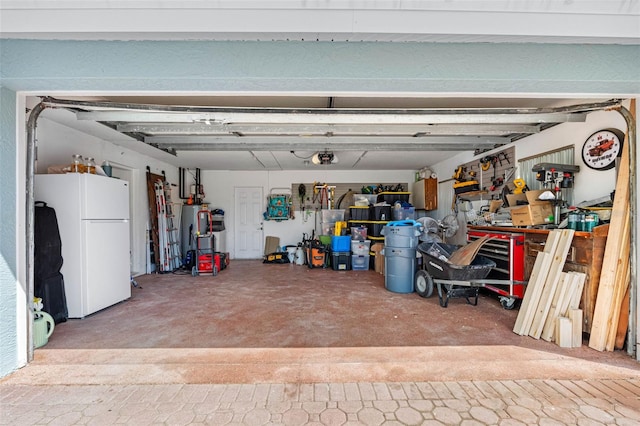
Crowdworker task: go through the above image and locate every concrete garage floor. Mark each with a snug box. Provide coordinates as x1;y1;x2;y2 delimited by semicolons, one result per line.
12;259;640;380
3;260;640;424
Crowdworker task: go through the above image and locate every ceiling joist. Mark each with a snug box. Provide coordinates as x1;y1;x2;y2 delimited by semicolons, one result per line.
76;110;588;125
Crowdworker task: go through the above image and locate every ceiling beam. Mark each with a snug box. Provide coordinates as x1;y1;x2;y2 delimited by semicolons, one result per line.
148;142;494;152
145;134;507;147
77;110;588;125
117;122;542;136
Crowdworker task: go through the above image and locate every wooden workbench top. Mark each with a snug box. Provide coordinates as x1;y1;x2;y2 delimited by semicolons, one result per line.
468;224;609;239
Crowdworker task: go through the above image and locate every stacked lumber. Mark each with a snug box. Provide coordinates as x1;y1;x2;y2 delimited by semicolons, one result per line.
588;107;633;352
513;229;587;347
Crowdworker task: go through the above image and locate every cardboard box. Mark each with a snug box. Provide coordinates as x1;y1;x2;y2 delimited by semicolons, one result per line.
507;188;555;225
511;203;554;226
506;193;527;207
506;189;552;207
525;189;553;205
371;243;385;275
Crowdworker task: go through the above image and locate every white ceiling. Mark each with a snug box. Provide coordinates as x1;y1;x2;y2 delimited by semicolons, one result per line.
36;95;615;171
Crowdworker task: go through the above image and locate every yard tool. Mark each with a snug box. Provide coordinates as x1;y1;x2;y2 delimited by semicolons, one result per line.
298;183;306;211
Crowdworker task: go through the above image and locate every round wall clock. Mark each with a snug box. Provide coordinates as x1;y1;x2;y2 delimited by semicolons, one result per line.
581;128;624;171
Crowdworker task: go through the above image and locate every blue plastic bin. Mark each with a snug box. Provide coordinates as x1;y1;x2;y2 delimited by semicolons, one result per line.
331;236;351;252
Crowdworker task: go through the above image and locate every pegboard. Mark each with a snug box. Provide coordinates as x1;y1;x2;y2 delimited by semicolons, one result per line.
290;182;408;211
455;146;516;200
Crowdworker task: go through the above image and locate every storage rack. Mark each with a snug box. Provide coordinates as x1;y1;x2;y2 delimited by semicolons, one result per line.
348;192;412;265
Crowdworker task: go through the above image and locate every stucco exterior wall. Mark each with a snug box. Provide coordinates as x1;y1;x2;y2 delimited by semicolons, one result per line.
0;87;20;376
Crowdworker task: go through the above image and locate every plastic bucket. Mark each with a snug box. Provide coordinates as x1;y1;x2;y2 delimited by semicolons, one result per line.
382;247;417;293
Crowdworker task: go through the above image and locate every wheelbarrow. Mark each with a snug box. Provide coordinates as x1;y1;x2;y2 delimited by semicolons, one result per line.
415;242;523;308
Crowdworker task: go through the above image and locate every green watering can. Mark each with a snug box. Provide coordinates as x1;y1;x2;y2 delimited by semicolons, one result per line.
33;311;55;348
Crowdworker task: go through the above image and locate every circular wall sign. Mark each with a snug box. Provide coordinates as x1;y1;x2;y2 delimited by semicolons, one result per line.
581;128;624;171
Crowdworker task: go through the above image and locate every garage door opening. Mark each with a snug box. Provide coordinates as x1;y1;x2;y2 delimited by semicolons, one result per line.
23;95;638;380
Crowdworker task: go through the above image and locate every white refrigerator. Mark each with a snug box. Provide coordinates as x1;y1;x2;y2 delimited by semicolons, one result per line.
34;173;131;318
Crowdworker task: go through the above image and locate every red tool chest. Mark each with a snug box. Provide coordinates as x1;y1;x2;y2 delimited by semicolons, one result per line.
467;230;525;299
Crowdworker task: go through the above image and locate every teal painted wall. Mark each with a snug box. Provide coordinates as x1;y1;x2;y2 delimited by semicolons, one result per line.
1;40;638;94
0;39;638;376
0;86;18;377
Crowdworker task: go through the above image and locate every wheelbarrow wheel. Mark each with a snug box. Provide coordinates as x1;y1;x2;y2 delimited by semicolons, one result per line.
415;270;434;298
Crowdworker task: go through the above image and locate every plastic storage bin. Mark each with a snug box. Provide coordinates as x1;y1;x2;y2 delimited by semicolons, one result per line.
392;205;416;221
331;235;351;252
349;206;369;220
351;240;371;256
320;209;345;223
370;205;392;221
351;226;368;241
320;223;335;235
352;254;370;270
331;251;352;270
367;221;388;237
376;192;410;204
318;235;332;246
353;194;378;206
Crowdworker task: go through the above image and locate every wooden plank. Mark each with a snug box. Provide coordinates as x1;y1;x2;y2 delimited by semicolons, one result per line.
541;273;570;342
589;124;631;351
513;230;562;335
615;284;630;350
569;309;583;348
513;252;551;335
605;209;631;351
543;272;581;342
556;317;573;348
529;230;575;339
569;272;586;311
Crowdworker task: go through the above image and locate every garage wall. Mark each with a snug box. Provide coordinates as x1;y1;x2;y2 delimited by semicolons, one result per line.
34;118;180;276
427;109;630;220
200;169;415;255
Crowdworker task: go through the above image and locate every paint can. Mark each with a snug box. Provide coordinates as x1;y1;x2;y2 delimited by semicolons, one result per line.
583;212;598;232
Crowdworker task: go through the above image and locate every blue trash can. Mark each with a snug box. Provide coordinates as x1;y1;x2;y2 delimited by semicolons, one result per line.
381;220;423;248
382;246;417;293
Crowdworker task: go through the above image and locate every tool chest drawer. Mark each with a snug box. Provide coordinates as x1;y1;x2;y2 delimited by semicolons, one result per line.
467;230;525;281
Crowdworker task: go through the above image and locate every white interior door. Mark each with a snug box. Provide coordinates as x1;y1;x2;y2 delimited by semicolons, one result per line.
234;187;264;259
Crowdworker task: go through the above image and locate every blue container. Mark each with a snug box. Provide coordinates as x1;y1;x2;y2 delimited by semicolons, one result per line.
331;235;351;252
382;246;416;293
381;220;423;249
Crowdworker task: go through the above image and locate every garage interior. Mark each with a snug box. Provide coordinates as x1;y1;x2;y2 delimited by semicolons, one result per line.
2;3;639;391
23;94;637;371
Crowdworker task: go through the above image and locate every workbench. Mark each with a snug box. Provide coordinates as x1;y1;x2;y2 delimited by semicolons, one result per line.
468;224;608;333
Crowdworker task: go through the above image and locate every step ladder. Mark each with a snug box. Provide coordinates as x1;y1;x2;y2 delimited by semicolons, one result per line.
154;181;182;272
